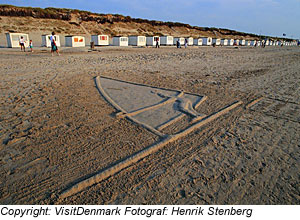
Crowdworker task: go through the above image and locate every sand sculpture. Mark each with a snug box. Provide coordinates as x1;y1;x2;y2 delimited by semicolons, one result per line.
59;76;243;199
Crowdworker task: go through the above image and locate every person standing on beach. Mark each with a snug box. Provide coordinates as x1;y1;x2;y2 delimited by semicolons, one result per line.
261;40;265;48
29;40;33;52
176;39;181;48
19;36;25;52
184;38;188;48
155;37;159;48
50;32;60;56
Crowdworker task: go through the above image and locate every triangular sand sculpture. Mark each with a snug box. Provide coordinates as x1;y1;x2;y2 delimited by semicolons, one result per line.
60;76;242;199
100;77;208;136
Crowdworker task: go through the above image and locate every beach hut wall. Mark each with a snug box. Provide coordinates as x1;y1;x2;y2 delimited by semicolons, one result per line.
227;39;234;46
65;36;85;47
250;40;256;46
239;39;246;46
221;39;228;46
265;40;269;46
193;38;203;46
91;35;109;46
212;38;221;46
128;36;146;46
202;37;212;46
112;36;128;46
187;37;193;46
6;33;29;48
146;36;160;46
42;35;61;47
160;36;173;45
174;37;185;45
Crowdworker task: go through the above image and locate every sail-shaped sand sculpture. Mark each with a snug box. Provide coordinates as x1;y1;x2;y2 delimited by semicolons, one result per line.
60;76;242;199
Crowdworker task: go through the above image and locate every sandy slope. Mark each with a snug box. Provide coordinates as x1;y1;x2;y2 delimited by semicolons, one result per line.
0;45;299;204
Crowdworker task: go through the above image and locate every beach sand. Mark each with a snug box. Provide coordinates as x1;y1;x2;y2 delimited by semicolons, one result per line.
0;46;299;204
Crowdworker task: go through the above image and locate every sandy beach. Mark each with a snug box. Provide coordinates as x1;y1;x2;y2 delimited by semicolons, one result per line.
0;45;299;204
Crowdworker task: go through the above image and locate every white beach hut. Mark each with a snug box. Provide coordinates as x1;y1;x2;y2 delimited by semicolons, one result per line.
146;36;160;46
202;37;212;46
187;37;193;46
6;33;29;48
234;39;239;46
174;37;185;46
256;41;260;46
221;39;228;46
160;36;173;46
42;35;61;47
193;38;203;46
265;40;269;46
65;36;85;47
250;40;256;46
239;39;246;46
128;36;146;46
91;35;109;46
227;39;234;46
212;38;221;46
245;40;251;46
112;36;128;46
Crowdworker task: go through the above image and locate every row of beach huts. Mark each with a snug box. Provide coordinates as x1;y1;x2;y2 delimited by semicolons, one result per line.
5;32;298;48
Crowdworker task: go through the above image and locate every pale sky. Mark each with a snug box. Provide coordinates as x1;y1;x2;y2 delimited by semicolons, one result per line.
1;0;299;39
